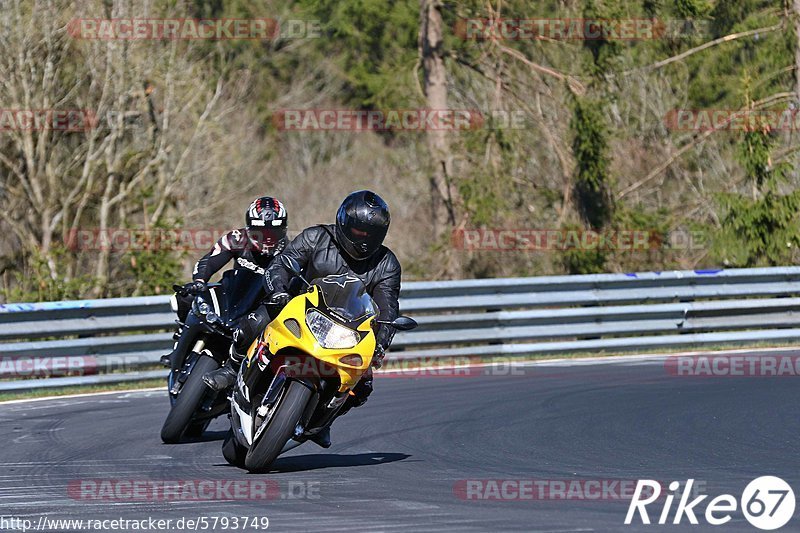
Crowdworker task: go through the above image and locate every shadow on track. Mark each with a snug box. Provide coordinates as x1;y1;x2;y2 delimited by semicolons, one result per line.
189;430;229;442
213;452;412;473
160;430;229;444
267;452;412;473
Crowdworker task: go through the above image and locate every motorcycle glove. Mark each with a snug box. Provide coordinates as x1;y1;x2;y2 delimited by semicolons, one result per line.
371;344;386;369
268;292;291;307
184;280;207;295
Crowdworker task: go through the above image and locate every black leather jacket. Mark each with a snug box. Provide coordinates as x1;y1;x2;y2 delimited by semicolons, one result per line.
264;224;401;349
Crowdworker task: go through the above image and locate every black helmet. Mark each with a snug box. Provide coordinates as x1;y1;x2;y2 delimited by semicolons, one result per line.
245;196;288;255
335;190;390;260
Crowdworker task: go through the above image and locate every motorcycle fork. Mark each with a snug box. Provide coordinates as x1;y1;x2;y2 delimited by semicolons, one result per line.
258;366;288;414
168;339;206;395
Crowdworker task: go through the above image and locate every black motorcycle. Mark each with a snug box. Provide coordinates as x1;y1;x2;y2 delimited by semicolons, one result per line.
160;268;264;443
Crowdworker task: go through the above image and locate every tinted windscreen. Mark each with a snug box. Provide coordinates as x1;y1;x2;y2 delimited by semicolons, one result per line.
312;274;377;321
221;269;265;323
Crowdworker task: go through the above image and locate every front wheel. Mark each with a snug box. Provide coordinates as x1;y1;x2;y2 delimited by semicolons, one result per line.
244;381;312;472
160;354;219;443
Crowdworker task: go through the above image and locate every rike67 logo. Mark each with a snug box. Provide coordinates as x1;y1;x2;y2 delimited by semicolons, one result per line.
625;477;795;530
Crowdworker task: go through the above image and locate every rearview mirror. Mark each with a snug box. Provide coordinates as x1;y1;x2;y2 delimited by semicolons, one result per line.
280;254;311;289
390;316;418;331
281;255;303;276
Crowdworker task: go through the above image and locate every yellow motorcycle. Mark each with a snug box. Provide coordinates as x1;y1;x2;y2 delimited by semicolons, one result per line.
223;256;417;472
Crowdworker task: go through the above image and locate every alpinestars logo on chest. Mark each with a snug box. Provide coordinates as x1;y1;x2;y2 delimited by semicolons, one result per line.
322;275;361;288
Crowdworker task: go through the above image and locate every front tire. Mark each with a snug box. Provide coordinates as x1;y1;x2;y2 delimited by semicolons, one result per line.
160;355;219;443
244;381;312;472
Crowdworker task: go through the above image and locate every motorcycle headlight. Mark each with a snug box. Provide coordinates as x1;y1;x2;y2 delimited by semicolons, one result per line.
305;310;359;349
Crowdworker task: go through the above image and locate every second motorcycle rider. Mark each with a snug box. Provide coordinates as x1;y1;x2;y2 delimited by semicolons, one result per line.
161;196;289;370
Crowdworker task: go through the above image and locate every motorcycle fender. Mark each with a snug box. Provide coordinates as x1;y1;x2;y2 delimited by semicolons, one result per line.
291;377;317;393
255;378;318;440
259;373;316;415
230;385;253;446
231;401;253;447
178;351;203;382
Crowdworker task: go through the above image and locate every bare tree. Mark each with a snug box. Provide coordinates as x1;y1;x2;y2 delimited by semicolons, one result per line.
0;0;239;297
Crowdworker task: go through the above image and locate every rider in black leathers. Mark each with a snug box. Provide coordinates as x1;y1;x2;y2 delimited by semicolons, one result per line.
203;190;400;447
160;197;288;370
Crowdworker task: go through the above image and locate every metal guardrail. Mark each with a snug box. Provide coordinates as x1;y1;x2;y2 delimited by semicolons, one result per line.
2;267;800;391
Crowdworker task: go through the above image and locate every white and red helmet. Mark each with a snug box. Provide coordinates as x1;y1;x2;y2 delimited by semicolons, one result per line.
245;196;288;255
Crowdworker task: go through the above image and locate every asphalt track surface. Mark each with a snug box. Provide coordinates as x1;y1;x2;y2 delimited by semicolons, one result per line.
1;352;799;533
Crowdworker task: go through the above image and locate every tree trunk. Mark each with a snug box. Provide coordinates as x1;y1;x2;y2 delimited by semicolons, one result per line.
419;0;458;236
795;0;800;105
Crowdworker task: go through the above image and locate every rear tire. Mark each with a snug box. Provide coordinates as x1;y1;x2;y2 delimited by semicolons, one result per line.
244;381;312;472
160;355;219;443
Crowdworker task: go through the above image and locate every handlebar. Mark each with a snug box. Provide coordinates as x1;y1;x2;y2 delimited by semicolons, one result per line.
172;281;222;296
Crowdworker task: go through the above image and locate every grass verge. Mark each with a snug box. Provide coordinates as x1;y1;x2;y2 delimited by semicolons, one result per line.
0;378;165;403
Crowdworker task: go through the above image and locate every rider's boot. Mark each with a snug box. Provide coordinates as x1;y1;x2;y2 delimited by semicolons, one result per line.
203;345;244;391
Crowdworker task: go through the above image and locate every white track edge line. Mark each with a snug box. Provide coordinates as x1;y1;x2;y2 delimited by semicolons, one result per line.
1;344;797;404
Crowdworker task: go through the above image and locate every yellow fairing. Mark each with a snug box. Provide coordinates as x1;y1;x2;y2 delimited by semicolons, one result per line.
247;287;376;392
